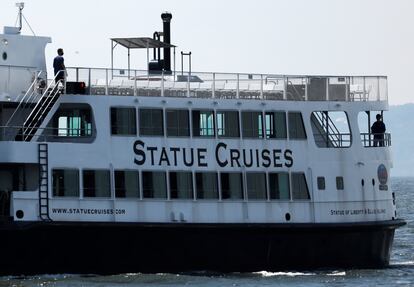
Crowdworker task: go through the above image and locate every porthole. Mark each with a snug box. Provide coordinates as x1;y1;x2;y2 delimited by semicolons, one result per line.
2;52;7;61
285;213;291;221
361;179;365;186
16;210;24;219
372;178;375;186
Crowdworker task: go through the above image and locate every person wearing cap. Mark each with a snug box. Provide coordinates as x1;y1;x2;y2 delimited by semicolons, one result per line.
371;114;386;147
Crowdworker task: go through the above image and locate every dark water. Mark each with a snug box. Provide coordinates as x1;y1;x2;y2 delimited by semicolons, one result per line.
1;177;413;287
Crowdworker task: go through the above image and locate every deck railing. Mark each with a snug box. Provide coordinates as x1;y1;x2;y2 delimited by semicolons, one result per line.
64;67;388;102
360;133;391;147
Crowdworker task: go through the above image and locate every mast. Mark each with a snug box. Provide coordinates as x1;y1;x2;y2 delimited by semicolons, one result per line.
16;2;25;31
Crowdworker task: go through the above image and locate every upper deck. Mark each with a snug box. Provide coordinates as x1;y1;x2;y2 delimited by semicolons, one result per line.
65;67;388;103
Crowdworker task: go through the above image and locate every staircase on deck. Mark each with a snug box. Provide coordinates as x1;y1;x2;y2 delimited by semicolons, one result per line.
5;74;63;142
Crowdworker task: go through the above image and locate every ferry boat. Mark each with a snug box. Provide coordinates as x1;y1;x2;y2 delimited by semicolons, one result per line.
0;4;405;275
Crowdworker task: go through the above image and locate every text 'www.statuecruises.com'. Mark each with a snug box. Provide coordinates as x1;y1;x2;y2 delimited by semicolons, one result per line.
51;208;126;215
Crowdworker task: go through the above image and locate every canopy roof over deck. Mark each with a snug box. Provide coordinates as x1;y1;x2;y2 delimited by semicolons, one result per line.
110;37;177;77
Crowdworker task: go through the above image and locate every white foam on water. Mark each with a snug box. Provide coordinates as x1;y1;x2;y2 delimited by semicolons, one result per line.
255;271;316;277
391;261;414;266
326;271;346;276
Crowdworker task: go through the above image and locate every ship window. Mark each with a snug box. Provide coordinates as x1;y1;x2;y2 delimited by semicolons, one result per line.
142;171;167;199
317;176;326;190
292;172;310;200
2;52;6;61
336;176;344;190
288;112;307;139
192;110;215;137
311;111;351;148
83;170;111;197
269;172;290;200
195;172;219;199
220;172;244;200
265;112;287;139
246;172;267;200
169;171;193;199
114;170;139;198
56;107;92;137
52;169;79;197
242;111;263;138
217;111;240;138
110;107;136;135
139;108;164;136
166;109;190;137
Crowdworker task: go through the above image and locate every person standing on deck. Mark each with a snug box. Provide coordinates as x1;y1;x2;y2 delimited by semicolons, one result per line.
371;114;386;147
53;48;66;84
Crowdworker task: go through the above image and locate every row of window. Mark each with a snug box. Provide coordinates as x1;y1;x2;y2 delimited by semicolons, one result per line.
317;176;344;190
110;108;307;139
52;169;310;201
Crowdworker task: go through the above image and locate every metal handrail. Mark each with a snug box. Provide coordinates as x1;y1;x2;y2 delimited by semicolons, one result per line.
360;133;391;147
312;112;343;147
66;66;388;78
5;70;43;127
2;65;384;102
22;72;65;141
0;125;94;141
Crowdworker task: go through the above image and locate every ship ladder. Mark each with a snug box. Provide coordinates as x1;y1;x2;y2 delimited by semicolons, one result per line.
38;143;51;221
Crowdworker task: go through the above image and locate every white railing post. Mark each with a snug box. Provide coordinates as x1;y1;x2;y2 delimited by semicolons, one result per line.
187;71;190;98
260;74;264;99
105;69;109;95
88;68;91;95
161;70;165;97
134;70;137;96
377;76;380;101
363;77;366;101
283;77;287;100
305;77;308;101
385;76;388;102
345;77;350;102
212;73;216;99
236;73;240;99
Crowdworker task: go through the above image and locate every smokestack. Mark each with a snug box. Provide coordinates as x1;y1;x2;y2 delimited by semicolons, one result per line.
161;12;172;72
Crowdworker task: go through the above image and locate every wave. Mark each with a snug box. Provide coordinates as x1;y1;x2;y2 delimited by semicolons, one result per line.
255;271;316;277
255;270;346;277
390;261;414;267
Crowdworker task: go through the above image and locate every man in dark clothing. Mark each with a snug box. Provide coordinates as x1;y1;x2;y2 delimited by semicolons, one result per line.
371;113;386;147
53;48;66;83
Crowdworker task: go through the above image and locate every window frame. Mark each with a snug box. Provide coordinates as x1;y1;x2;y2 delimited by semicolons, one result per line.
288;111;307;140
265;111;287;139
139;108;164;136
336;176;344;190
166;109;190;137
114;169;140;199
168;171;194;200
268;172;291;200
291;172;311;200
142;170;168;199
110;107;137;136
82;169;111;198
192;109;216;137
241;111;264;139
195;171;219;200
246;172;267;200
216;110;240;138
220;171;244;200
317;176;326;190
52;168;80;198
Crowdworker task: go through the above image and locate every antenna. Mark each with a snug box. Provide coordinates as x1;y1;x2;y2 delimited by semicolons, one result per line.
15;2;24;31
13;2;36;36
